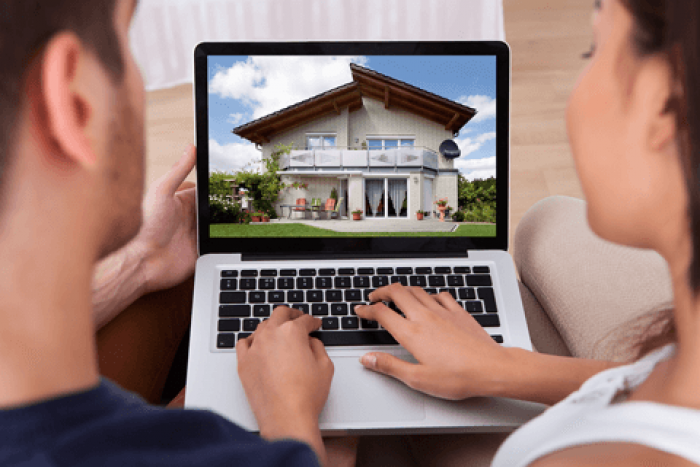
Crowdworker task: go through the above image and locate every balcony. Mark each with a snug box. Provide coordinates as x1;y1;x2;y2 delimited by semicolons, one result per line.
279;147;439;171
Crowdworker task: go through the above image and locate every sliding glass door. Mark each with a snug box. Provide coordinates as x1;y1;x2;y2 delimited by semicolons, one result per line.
365;178;408;218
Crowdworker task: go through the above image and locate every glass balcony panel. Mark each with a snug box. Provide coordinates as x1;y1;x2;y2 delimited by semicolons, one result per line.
315;149;342;167
341;150;368;167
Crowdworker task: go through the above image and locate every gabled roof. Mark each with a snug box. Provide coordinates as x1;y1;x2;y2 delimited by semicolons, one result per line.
233;64;477;145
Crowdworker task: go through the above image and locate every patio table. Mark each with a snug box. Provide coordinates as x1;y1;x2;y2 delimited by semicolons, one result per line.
280;204;313;219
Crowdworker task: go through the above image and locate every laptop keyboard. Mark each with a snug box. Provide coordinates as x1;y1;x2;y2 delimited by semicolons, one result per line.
216;266;503;349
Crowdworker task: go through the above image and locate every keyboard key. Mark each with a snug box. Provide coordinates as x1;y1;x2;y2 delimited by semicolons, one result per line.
322;317;339;330
326;290;343;302
297;277;313;289
253;305;271;317
341;317;360;329
312;304;329;316
458;288;476;300
218;319;240;332
331;303;349;316
310;330;398;346
345;289;362;302
335;277;352;288
278;277;294;289
239;278;256;290
268;291;285;303
409;276;427;287
243;318;260;332
391;276;408;286
273;304;289;311
372;276;389;288
220;292;246;304
217;333;235;348
428;276;446;287
261;269;278;277
316;277;333;289
465;301;484;313
292;303;309;314
338;268;355;275
447;275;465;287
353;276;370;288
478;288;498;312
307;290;323;302
222;270;238;278
454;267;471;274
377;267;394;275
280;269;297;276
435;267;452;274
358;268;375;275
473;266;490;274
474;314;500;327
492;335;504;344
238;332;252;342
219;304;251;317
350;303;365;315
363;289;376;302
361;318;379;329
241;270;258;277
299;269;317;276
439;288;457;299
319;268;336;276
467;275;492;287
220;279;238;290
396;267;413;275
259;278;276;289
249;291;266;303
415;267;432;274
288;290;304;302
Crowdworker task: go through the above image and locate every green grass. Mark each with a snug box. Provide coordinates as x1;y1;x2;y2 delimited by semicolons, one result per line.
210;223;496;238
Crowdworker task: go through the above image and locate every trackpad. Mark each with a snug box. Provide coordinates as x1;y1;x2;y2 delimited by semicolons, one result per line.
320;356;426;423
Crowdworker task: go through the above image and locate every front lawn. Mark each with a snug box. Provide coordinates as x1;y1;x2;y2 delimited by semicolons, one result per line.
210;223;496;238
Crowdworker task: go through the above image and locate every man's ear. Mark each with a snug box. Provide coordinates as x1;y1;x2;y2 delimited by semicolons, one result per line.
41;32;102;168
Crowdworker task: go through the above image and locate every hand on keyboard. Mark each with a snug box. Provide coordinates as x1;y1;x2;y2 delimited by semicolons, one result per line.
354;284;510;400
236;306;332;460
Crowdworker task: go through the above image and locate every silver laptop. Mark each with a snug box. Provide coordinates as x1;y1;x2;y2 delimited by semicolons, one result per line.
185;41;546;434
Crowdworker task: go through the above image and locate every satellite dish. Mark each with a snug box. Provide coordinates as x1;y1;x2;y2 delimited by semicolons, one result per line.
439;139;461;159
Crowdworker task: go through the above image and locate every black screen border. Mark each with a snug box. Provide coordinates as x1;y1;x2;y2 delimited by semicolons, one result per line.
195;41;510;256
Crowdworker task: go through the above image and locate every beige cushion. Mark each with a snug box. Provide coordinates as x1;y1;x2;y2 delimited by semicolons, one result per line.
513;196;673;362
518;281;571;357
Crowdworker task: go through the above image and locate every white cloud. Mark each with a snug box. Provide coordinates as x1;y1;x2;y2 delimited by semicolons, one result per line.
454;156;496;181
227;113;245;125
210;56;368;120
209;139;261;173
455;132;496;157
458;95;496;123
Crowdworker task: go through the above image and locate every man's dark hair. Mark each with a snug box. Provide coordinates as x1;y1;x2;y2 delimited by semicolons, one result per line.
0;0;125;189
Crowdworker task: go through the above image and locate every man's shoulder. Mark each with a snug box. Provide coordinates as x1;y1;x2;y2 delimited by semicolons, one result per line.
528;442;699;467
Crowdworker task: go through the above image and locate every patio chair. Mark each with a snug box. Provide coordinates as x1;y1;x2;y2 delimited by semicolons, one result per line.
327;197;344;219
322;199;335;219
293;198;307;219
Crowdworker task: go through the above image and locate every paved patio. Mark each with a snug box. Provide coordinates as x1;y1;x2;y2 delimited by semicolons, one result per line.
271;217;458;233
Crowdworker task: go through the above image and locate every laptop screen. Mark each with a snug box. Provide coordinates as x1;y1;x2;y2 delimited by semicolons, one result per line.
195;42;510;256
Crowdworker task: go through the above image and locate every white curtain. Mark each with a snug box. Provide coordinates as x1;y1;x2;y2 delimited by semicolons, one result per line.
388;179;407;217
129;0;505;91
366;179;384;217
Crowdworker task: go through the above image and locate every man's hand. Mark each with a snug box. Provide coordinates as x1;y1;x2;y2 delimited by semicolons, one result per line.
237;307;333;465
354;284;514;400
134;146;197;294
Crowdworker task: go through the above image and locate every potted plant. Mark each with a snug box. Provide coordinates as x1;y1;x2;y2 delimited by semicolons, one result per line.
261;212;270;223
351;209;363;221
434;198;449;222
416;210;425;221
251;212;262;222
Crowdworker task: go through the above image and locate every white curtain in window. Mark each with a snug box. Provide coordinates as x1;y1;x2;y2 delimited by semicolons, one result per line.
388;179;407;217
366;179;384;217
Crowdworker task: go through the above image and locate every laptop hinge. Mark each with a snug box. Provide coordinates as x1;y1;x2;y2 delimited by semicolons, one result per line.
241;251;468;261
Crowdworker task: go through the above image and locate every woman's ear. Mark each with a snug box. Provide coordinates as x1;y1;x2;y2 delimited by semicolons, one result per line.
641;57;681;153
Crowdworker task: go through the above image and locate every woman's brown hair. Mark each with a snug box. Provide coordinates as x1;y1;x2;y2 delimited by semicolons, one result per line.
618;0;700;359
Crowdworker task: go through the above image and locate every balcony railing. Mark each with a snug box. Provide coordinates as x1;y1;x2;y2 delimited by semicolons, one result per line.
279;147;439;171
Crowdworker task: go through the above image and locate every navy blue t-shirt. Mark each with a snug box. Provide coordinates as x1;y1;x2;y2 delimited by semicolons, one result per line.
0;378;319;467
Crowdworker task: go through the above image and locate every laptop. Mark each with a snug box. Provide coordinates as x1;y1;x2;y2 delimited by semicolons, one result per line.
185;41;546;434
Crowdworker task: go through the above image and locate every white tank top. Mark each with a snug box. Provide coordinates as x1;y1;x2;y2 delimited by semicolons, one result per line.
492;343;700;467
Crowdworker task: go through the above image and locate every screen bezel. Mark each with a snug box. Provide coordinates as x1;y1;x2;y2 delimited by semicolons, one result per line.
195;41;510;256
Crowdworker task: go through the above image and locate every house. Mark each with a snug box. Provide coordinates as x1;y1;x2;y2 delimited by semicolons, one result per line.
233;64;476;220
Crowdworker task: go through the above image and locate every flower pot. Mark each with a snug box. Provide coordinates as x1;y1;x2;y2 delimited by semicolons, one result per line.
437;205;447;222
352;213;362;221
262;216;270;223
251;216;261;222
416;213;424;220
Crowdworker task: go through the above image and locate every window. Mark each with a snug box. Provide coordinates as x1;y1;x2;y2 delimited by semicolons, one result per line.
367;137;414;149
306;134;336;149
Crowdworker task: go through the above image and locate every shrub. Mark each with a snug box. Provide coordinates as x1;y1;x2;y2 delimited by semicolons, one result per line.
209;195;246;224
209;171;234;197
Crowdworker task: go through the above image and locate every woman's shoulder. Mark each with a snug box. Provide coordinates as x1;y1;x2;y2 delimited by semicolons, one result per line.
529;442;699;467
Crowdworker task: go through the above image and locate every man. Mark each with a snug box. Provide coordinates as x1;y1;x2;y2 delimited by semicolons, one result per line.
0;0;333;465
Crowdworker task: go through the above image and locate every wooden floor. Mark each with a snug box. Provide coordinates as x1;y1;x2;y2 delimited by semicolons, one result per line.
143;0;595;252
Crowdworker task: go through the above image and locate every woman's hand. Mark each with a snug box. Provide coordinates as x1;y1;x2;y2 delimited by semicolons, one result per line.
236;306;333;464
354;284;514;400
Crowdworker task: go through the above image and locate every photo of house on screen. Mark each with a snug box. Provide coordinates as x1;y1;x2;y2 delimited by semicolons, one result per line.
232;64;477;221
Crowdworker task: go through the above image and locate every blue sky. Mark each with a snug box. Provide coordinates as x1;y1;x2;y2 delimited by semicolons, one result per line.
208;55;497;180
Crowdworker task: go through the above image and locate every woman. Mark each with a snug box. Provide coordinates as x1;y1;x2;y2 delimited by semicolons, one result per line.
237;0;700;465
